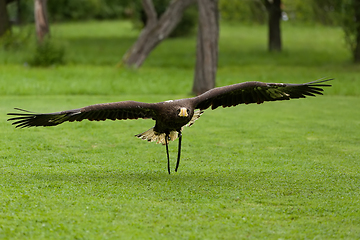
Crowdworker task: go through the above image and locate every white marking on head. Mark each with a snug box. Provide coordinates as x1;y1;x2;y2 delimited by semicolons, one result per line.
178;107;188;117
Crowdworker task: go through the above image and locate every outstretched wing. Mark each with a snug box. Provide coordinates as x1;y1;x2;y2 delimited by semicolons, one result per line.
193;79;333;110
7;101;157;128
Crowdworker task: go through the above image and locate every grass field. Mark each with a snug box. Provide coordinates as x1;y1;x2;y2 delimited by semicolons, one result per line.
1;21;360;239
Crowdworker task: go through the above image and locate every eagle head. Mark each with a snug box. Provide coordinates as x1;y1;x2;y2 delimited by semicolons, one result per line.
178;107;189;117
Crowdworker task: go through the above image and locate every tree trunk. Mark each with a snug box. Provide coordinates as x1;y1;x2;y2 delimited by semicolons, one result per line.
354;0;360;63
192;0;219;95
34;0;49;44
0;0;11;37
263;0;282;52
122;0;195;68
15;0;21;25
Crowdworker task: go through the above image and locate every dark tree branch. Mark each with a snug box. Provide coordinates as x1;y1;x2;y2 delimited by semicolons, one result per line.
0;0;11;37
122;0;195;68
354;0;360;62
261;0;271;9
142;0;157;27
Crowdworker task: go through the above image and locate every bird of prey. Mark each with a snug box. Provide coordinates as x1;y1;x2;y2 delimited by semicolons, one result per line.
7;79;332;174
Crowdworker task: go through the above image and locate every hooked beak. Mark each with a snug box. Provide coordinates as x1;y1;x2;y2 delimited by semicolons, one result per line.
178;107;188;117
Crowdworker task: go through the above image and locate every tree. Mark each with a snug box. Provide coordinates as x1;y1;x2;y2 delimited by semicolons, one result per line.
262;0;282;52
354;0;360;62
0;0;11;37
341;0;360;63
192;0;219;95
34;0;49;44
30;0;64;67
138;0;197;38
122;0;196;68
123;0;219;95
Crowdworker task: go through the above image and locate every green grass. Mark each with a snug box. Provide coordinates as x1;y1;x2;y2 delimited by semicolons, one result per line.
1;20;360;239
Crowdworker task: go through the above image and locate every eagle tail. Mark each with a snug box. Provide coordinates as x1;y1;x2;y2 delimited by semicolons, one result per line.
135;128;179;145
135;110;204;144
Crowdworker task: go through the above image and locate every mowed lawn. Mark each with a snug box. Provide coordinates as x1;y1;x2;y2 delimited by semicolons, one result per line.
0;21;360;239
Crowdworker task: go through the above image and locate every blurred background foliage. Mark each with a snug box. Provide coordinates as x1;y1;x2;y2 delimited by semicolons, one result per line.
6;0;346;27
3;0;358;66
219;0;342;25
7;0;197;37
4;0;350;48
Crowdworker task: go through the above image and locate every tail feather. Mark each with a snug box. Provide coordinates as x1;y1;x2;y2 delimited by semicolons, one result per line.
135;110;204;144
135;128;178;145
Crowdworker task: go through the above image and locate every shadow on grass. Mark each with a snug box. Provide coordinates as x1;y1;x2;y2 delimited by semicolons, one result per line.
30;168;248;185
28;167;260;190
27;166;323;201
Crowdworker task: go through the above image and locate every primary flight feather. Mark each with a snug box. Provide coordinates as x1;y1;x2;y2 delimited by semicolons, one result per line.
7;79;332;173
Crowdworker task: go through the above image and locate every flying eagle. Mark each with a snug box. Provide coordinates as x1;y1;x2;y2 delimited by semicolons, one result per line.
7;79;332;174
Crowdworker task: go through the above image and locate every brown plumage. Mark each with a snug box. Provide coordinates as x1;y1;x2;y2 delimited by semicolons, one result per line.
7;79;332;173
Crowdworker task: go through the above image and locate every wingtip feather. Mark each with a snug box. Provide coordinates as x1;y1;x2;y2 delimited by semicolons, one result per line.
307;78;334;86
